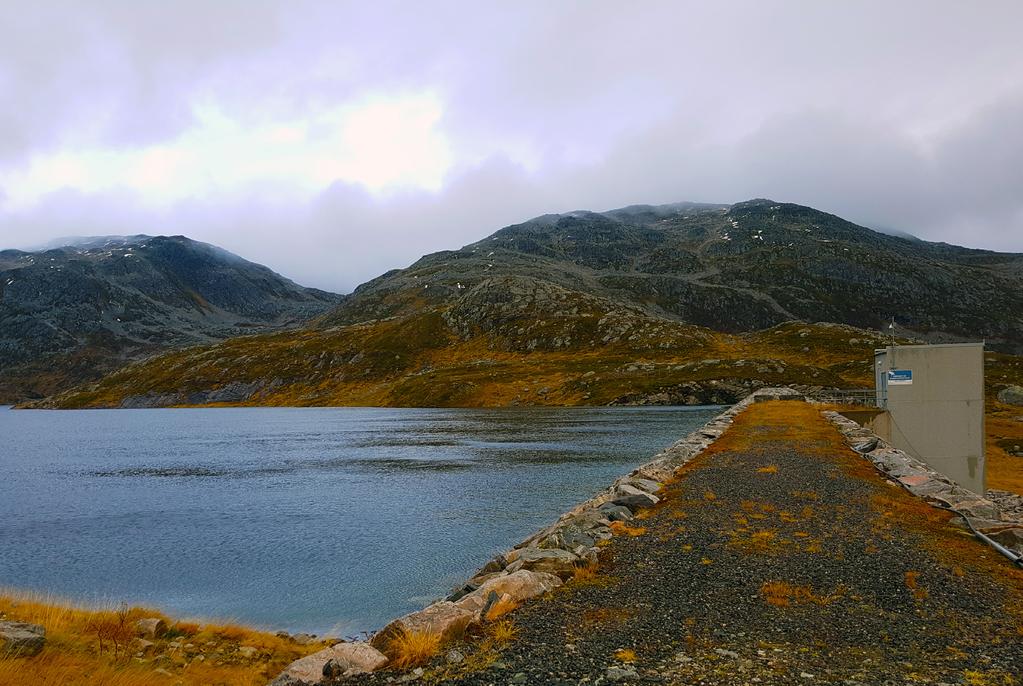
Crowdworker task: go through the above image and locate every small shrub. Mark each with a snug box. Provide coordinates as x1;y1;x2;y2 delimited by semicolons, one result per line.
389;629;442;670
489;620;518;644
484;597;519;622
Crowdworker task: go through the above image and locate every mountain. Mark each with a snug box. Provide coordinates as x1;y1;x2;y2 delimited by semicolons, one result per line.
0;235;341;402
326;199;1023;347
32;200;1023;409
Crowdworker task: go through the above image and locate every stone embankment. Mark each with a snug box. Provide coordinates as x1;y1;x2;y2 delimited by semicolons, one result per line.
824;410;1023;560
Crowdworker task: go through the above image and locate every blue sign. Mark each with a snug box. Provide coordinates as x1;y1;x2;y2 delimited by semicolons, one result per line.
887;369;913;385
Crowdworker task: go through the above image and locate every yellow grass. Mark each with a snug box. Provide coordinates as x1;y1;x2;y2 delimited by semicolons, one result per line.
986;407;1023;495
614;648;637;663
608;522;647;537
484;597;519;622
757;464;779;474
488;620;518;645
760;581;845;608
0;588;321;686
387;629;441;670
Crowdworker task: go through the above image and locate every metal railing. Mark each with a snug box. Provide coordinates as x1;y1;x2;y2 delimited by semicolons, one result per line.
808;388;879;407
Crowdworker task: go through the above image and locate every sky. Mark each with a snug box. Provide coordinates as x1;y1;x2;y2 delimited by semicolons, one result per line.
1;1;1022;293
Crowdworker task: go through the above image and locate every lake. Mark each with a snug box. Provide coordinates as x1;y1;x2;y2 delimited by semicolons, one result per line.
0;404;722;636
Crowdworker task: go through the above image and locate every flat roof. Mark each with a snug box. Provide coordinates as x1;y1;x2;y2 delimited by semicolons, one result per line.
874;342;985;354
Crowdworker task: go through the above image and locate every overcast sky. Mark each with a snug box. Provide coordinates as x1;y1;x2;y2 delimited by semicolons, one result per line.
1;1;1021;292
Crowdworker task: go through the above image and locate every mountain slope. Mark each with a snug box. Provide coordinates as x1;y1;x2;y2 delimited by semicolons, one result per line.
323;199;1023;350
0;235;341;401
34;199;1023;409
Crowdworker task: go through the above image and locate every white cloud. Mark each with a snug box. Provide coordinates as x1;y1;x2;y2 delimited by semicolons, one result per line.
0;0;1022;292
0;91;454;208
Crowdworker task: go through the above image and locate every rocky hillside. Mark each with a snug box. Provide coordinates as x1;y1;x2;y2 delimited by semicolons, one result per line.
0;235;341;402
325;199;1023;350
32;199;1023;409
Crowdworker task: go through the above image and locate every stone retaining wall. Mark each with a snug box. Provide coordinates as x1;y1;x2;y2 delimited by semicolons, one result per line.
823;410;1023;559
270;387;805;685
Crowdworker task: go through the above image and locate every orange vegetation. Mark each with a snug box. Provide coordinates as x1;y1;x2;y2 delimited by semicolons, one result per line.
387;629;442;670
0;588;321;686
613;648;637;663
760;581;845;607
609;522;647;537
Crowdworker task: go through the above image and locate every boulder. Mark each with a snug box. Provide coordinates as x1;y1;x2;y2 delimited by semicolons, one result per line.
136;617;168;638
598;504;634;522
271;642;388;685
504;547;579;579
997;385;1023;406
625;478;662;494
370;602;475;652
0;620;45;657
951;498;1002;521
986;527;1023;554
612;487;659;510
475;570;561;604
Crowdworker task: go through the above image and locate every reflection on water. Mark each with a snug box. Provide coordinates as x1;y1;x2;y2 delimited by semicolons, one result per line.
0;404;722;635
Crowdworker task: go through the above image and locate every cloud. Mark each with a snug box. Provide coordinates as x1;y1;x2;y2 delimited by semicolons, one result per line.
0;1;1022;291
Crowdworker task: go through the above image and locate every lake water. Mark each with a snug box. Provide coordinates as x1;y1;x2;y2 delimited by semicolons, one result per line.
0;404;722;636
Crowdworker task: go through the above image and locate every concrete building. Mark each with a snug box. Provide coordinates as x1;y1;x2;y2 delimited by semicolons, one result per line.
872;342;985;493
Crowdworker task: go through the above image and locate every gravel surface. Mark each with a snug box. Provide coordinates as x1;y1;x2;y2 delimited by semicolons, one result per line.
360;402;1023;685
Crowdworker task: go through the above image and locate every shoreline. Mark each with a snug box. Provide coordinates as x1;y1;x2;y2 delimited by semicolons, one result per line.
1;404;727;638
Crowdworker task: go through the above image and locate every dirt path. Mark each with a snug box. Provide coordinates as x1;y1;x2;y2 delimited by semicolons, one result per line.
399;401;1023;685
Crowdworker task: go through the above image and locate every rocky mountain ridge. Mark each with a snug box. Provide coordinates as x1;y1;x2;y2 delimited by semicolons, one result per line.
0;235;341;402
323;199;1023;351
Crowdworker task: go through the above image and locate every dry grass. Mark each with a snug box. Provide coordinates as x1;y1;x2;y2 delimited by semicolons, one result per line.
728;528;788;555
609;522;647;537
388;629;442;670
760;581;845;608
488;620;517;645
484;597;519;622
757;464;779;474
985;407;1023;495
0;588;320;686
613;648;637;663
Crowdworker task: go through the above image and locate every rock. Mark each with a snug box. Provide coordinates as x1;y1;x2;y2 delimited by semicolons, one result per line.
714;648;739;658
504;547;579;579
462;570;561;614
606;665;639;682
612;491;659;510
321;658;344;680
135;638;155;653
511;673;528;684
293;633;318;646
136;617;168;638
0;620;45;656
986;527;1023;553
445;582;479;602
238;645;258;658
950;498;1001;521
271;642;388;685
997;385;1023;406
625;478;662;494
598;504;635;522
370;602;475;652
446;649;464;664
